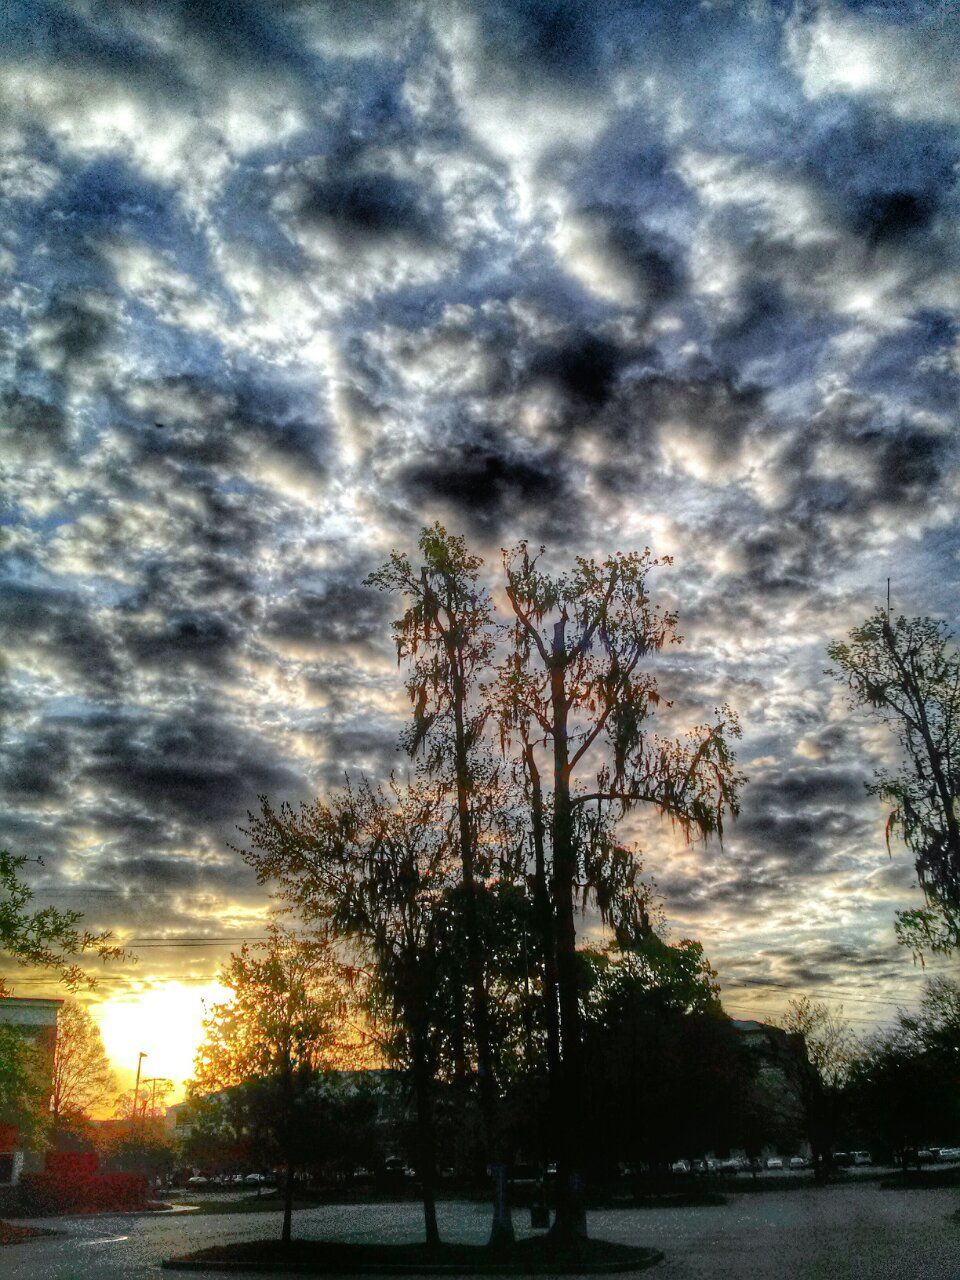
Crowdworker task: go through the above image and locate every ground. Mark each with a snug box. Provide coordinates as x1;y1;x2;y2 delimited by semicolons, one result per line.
6;1185;958;1279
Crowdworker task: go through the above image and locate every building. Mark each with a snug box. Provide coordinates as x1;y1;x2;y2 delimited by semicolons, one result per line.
0;996;62;1186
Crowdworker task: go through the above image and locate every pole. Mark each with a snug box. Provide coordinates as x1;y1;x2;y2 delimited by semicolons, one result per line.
133;1051;147;1119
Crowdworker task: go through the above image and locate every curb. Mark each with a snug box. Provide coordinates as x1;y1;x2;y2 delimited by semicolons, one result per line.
162;1248;665;1275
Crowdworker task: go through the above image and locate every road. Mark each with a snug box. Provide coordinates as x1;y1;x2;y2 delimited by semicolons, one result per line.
5;1184;959;1279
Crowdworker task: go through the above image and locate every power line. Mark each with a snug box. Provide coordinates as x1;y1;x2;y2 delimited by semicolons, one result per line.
722;977;911;1010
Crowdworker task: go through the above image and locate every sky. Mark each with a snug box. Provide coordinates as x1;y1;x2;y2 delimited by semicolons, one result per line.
2;0;960;1092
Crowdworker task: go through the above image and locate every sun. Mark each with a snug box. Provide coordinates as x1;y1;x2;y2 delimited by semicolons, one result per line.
94;980;229;1100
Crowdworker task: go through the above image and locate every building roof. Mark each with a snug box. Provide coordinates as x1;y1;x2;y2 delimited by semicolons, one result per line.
0;996;63;1029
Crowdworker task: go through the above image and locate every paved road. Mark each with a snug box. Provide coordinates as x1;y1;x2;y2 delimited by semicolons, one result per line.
5;1185;959;1279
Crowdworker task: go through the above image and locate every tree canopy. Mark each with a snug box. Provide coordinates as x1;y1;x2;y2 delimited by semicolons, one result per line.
829;611;960;954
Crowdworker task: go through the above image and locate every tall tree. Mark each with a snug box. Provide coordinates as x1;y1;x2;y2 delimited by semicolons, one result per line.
498;544;743;1239
192;925;344;1245
775;997;857;1180
829;612;960;955
367;524;517;1245
243;780;462;1249
0;850;121;994
51;998;116;1139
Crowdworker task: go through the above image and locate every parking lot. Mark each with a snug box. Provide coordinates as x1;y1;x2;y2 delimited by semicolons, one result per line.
5;1180;958;1279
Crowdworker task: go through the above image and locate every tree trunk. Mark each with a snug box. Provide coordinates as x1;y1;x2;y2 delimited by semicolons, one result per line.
527;742;561;1224
527;745;562;1092
412;1032;441;1249
282;1156;294;1246
548;664;588;1243
451;660;514;1248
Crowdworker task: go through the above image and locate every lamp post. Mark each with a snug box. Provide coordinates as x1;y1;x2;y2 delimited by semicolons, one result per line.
132;1051;148;1123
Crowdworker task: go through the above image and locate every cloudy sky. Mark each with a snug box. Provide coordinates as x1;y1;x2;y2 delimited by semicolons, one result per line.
2;0;959;1084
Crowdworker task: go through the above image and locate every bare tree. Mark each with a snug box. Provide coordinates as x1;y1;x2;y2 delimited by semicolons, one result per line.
51;998;116;1138
776;997;857;1180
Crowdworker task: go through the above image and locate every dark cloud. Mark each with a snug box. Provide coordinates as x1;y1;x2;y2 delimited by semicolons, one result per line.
0;582;123;694
123;611;241;674
530;331;626;409
396;433;570;538
294;171;446;250
82;705;307;827
265;574;389;653
0;387;68;459
0;729;73;801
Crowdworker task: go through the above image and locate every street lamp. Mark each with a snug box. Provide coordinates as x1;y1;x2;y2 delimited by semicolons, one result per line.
132;1051;148;1122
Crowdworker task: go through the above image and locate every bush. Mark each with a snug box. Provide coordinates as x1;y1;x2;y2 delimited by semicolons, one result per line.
20;1170;148;1214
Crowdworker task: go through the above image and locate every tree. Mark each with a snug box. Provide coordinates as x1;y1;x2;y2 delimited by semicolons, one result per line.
580;940;755;1180
581;936;723;1021
0;850;122;994
497;544;743;1238
115;1076;174;1122
241;786;457;1248
843;978;960;1169
775;997;857;1179
192;925;345;1245
899;975;960;1058
182;1071;381;1191
244;534;743;1247
828;612;960;955
103;1078;175;1178
367;524;517;1245
50;998;116;1141
0;1024;51;1149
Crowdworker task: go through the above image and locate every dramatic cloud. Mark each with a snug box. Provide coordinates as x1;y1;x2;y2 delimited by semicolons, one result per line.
3;0;959;1026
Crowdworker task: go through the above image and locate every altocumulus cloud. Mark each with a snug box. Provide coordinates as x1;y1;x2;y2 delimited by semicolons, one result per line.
2;0;959;1016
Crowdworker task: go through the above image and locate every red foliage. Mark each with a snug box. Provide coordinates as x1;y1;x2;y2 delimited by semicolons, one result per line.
19;1171;148;1214
0;1125;18;1151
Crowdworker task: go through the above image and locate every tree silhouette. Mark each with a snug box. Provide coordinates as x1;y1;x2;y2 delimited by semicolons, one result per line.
0;850;122;995
368;524;518;1245
243;780;462;1249
497;543;743;1239
193;925;345;1245
829;612;960;955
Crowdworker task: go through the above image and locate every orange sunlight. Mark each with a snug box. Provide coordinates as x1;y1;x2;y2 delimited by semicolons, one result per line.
93;980;229;1107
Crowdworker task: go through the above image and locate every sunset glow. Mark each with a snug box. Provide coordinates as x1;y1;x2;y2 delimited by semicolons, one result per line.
93;981;229;1100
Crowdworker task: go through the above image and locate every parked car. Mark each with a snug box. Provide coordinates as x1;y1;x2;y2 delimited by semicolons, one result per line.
852;1151;872;1166
508;1164;541;1189
937;1147;960;1162
789;1156;807;1170
765;1157;784;1170
671;1160;690;1174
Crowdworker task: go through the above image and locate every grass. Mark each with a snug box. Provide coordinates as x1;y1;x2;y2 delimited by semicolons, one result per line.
189;1193;314;1216
163;1236;664;1274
